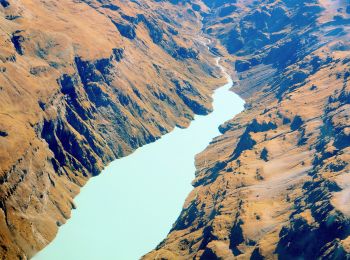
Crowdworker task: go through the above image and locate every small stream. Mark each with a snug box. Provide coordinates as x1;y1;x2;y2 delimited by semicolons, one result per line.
35;59;244;260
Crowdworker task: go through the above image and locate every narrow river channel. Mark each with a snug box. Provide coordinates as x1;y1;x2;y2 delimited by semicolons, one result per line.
35;59;244;260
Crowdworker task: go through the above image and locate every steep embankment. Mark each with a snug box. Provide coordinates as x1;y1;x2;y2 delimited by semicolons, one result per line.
0;0;224;258
147;0;350;259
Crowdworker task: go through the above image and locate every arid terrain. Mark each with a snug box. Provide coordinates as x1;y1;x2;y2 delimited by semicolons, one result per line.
0;0;224;258
0;0;349;259
146;0;350;259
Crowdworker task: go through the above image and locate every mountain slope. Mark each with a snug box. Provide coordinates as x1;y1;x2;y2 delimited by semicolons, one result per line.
0;0;224;258
1;0;349;259
146;0;350;259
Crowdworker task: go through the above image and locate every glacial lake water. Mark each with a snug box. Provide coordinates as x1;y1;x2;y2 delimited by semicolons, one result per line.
35;61;244;260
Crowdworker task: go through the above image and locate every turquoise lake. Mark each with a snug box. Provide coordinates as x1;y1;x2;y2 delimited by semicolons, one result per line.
35;62;244;260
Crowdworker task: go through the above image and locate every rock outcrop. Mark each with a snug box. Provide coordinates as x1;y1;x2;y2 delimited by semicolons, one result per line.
1;0;350;259
147;0;350;259
0;0;223;258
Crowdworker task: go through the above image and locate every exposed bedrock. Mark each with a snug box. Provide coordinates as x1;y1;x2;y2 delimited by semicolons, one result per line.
1;0;350;259
0;0;223;258
146;0;350;259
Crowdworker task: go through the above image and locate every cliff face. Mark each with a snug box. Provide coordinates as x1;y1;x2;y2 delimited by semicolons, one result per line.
0;0;225;258
147;0;350;259
1;0;350;259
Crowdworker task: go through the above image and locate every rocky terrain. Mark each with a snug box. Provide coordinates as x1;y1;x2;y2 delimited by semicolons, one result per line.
146;0;350;259
0;0;226;258
1;0;350;259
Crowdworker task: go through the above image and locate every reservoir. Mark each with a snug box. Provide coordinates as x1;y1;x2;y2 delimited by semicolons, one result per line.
35;59;244;260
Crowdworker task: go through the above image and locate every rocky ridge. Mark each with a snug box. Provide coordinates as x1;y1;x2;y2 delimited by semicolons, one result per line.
0;0;224;258
1;0;349;259
146;0;350;259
